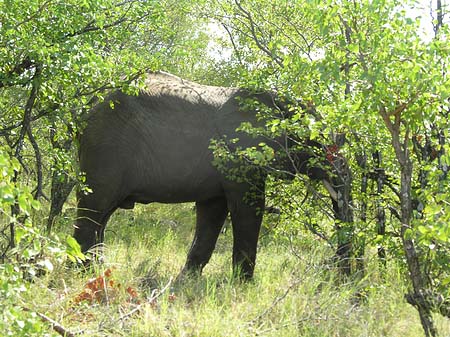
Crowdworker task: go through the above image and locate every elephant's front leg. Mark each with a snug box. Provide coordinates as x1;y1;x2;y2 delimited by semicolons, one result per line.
227;194;265;280
181;196;228;275
74;191;117;253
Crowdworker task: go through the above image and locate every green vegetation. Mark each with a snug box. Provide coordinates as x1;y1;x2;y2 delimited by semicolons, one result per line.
1;0;450;336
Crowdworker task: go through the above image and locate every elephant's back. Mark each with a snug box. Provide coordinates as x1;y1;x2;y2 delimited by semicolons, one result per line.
80;72;252;157
78;73;245;200
142;72;239;108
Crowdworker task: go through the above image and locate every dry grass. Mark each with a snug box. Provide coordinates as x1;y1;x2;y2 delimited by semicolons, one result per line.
25;203;450;336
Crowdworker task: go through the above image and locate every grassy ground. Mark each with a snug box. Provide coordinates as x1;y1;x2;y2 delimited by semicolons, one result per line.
28;203;450;337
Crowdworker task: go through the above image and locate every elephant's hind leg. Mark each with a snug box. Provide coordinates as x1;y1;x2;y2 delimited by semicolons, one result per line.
182;196;228;275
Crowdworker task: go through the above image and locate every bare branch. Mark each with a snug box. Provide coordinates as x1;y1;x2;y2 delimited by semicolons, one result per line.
434;0;444;36
21;307;78;337
233;0;284;67
117;277;173;322
27;127;43;199
14;64;42;158
221;23;244;65
64;16;128;40
0;107;54;136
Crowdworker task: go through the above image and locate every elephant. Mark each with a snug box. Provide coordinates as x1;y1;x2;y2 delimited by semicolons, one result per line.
74;72;331;279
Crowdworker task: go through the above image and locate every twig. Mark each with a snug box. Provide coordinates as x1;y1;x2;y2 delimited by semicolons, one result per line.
62;0;150;42
233;0;284;67
249;269;311;325
118;277;173;322
27;127;43;199
0;108;53;136
13;64;41;158
21;307;78;337
221;23;243;65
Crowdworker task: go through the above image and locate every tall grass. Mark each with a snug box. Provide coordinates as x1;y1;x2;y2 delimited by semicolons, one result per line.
27;203;450;336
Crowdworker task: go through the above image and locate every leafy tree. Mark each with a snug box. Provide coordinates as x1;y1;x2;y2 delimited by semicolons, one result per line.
208;0;450;335
0;0;209;240
310;2;450;334
0;1;211;334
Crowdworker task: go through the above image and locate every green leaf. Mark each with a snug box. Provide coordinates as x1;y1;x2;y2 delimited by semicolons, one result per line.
31;199;41;210
347;43;359;53
17;194;30;213
442;276;450;286
66;236;85;262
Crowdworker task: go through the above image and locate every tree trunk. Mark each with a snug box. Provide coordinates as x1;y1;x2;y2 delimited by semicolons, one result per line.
356;152;368;275
46;127;75;233
399;159;437;337
381;106;437;336
373;151;386;264
331;135;354;276
47;173;76;233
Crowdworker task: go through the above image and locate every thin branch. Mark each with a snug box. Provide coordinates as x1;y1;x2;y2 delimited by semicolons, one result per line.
249;268;312;326
21;307;78;337
61;0;149;41
13;65;42;158
270;17;314;60
281;15;317;59
233;0;284;67
6;64;41;252
1;66;145;139
221;23;243;65
435;0;444;36
63;16;128;40
0;108;53;136
27;127;43;199
75;67;148;98
117;277;173;322
13;0;52;29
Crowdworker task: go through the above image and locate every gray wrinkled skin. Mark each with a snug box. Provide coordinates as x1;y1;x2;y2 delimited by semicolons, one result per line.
74;72;324;279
